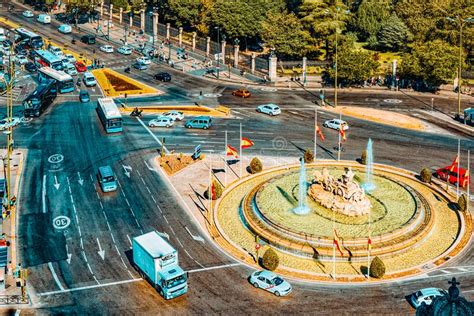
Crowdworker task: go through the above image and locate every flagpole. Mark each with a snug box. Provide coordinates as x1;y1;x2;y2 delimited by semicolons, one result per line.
367;204;371;280
208;154;212;222
224;130;228;187
337;111;342;161
457;139;460;199
332;208;336;279
240;123;243;177
314;107;317;160
468;150;470;213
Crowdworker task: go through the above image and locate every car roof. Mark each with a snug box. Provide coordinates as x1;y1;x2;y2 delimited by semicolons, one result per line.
258;270;278;279
98;165;114;177
262;103;278;108
419;288;444;296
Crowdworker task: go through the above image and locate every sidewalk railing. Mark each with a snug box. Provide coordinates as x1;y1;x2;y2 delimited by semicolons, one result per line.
0;294;29;305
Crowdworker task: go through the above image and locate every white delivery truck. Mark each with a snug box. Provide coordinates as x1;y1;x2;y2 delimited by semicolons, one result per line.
37;14;51;24
133;231;188;299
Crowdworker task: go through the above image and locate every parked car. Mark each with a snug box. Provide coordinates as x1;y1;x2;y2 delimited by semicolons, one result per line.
117;46;132;55
22;10;34;18
14;44;28;56
256;103;281;116
132;62;147;70
162;110;184;121
64;54;76;64
148;116;174;128
25;61;37;72
74;61;87;72
136;56;151;65
37;14;51;24
80;34;96;45
77;14;90;24
154;72;171;82
65;63;78;76
58;24;72;34
100;45;114;53
83;72;97;87
409;288;447;308
249;270;292;297
323;119;349;131
184;116;212;129
232;88;251;98
0;117;21;130
55;13;68;22
14;55;28;65
79;90;90;103
49;46;64;58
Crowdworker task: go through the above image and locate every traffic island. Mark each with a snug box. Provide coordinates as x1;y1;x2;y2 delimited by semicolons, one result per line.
158;153;203;176
91;68;161;97
119;105;230;118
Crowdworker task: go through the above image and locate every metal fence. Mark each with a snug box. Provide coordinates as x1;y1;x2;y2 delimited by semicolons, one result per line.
0;295;29;305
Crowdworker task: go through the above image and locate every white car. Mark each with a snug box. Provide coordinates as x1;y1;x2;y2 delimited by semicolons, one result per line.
410;288;447;308
249;270;292;297
15;55;28;65
65;64;78;76
256;103;281;116
136;56;151;65
49;46;64;57
100;45;114;53
148;116;174;128
22;10;34;18
0;117;21;130
323;118;349;131
58;24;72;34
117;46;132;55
64;54;76;64
163;110;184;121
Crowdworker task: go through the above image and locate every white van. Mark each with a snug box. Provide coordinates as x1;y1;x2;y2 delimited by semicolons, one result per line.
58;24;72;34
0;28;6;42
37;14;51;24
83;72;97;87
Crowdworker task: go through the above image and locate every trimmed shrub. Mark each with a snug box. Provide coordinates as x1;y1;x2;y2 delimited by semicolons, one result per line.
420;168;432;183
369;256;386;278
205;180;223;200
262;248;279;271
304;149;314;163
360;150;368;165
458;194;468;212
249;157;263;174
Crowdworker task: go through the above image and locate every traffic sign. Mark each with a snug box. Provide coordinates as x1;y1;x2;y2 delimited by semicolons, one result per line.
192;144;201;160
255;244;261;250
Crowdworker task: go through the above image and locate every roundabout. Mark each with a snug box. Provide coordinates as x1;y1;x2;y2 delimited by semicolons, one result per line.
212;160;472;283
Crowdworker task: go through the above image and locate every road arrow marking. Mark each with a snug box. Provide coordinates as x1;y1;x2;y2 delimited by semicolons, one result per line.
53;175;60;190
156;231;169;240
96;238;105;260
77;172;84;186
122;164;132;178
144;160;157;172
67;253;72;264
185;226;205;244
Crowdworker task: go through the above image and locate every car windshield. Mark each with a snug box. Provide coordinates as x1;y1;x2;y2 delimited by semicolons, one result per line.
273;277;284;286
164;274;187;289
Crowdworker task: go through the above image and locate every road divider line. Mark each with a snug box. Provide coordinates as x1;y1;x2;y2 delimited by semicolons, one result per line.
126;234;132;248
151;195;157;203
136;117;169;154
169;226;176;235
99;200;104;210
176;237;184;248
87;263;94;275
82;251;88;263
110;232;116;244
47;262;65;291
186;263;242;274
89;174;94;182
42;175;46;213
37;278;143;296
124;198;130;207
163;215;169;224
146;186;151;194
93;276;100;285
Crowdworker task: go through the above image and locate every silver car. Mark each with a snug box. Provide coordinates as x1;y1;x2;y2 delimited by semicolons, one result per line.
249;270;292;296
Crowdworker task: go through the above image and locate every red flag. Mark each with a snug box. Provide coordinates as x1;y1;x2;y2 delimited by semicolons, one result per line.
211;180;216;200
226;145;239;158
450;156;459;171
241;137;254;148
333;229;344;257
367;237;372;252
339;126;347;142
316;126;325;141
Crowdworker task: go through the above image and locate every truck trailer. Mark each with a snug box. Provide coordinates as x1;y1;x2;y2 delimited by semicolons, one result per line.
133;231;188;299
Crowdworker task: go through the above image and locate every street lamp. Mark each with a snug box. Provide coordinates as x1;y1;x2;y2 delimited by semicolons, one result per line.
214;26;221;79
446;16;474;117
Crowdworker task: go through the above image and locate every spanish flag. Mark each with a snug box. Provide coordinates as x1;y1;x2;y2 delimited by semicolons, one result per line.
241;137;254;148
367;237;372;252
226;145;239;158
316;126;325;141
211;180;217;200
339;126;347;142
333;229;344;257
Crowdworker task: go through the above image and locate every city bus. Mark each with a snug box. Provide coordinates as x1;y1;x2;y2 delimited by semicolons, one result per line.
23;80;57;117
34;50;63;70
15;28;43;49
38;66;74;93
96;98;123;133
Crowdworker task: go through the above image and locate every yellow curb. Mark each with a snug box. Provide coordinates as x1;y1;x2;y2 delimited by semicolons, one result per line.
119;105;228;117
324;106;426;131
91;68;160;97
10;151;25;269
0;17;21;29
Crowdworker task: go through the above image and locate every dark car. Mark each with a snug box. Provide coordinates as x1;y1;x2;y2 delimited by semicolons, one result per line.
77;14;90;24
79;90;90;103
14;44;28;56
154;72;171;82
34;3;49;12
25;62;37;72
80;35;96;45
55;13;68;22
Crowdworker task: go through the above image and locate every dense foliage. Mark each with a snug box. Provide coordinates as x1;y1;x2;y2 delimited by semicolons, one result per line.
369;256;386;278
262;248;279;271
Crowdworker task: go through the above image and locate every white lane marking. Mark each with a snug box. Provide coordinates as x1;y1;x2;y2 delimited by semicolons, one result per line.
124;198;130;207
67;176;72;194
136;117;169;154
48;262;65;291
96;191;100;199
37;278;143;296
144;160;157;172
120;256;128;269
186;263;242;273
82;251;88;263
89;174;94;181
87;263;94;275
72;204;77;215
140;177;146;185
126;234;132;247
136;170;142;177
97;238;105;260
99;200;104;209
80;238;84;249
127;270;134;279
184;226;205;243
134;218;140;227
42;175;47;213
163;215;169;224
146;186;151;194
169;226;176;235
151;195;156;203
114;244;121;256
184;249;194;260
110;232;116;244
77;225;82;237
176;237;183;248
93;275;100;285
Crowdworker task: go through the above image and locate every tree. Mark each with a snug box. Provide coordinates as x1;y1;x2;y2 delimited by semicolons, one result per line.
205;179;223;200
376;14;412;52
262;248;279;271
261;12;308;58
351;0;392;41
420;168;432;183
249;157;263;174
111;0;129;9
458;194;468;212
303;149;314;163
369;256;386;278
326;44;379;85
166;0;201;29
360;149;368;165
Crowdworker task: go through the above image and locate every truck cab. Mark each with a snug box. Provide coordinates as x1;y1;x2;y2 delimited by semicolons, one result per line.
133;231;188;299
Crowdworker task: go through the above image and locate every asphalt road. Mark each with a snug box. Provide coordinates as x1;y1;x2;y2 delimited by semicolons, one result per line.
1;4;474;314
